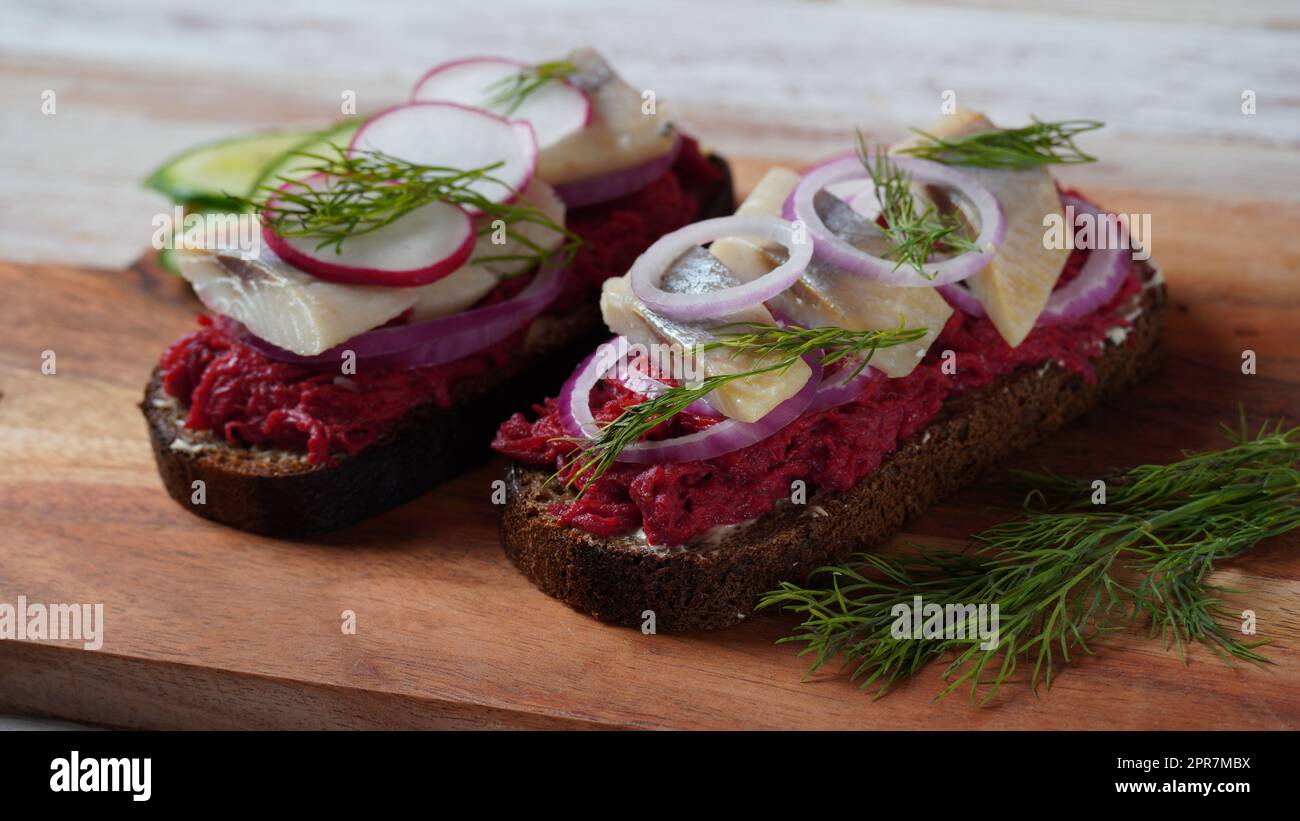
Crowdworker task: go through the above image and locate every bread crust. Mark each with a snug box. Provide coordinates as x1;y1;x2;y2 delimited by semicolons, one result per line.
500;266;1168;631
140;155;735;537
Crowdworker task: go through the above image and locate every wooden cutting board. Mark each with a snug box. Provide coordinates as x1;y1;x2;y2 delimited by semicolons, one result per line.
1;171;1298;729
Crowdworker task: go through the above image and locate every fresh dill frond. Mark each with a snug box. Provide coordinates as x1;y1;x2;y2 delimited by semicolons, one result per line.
707;319;927;380
895;117;1103;169
760;417;1300;704
484;59;579;116
554;322;928;490
856;130;980;278
557;356;801;490
239;143;583;268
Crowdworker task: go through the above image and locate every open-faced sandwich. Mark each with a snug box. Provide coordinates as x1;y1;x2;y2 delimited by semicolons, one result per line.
140;50;733;536
494;109;1166;630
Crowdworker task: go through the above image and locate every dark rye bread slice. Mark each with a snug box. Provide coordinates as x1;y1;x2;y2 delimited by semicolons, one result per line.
140;154;735;538
500;263;1167;631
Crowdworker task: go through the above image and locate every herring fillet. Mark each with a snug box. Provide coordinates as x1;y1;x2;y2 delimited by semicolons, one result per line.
710;169;952;378
177;246;421;356
538;49;677;187
894;109;1068;347
600;249;811;423
178;180;570;353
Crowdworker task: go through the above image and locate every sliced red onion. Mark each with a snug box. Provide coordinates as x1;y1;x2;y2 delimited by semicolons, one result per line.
613;358;721;418
789;155;1005;287
559;337;822;465
552;134;683;208
236;262;567;369
557;338;622;440
1036;196;1134;326
805;362;879;414
939;196;1133;327
628;215;812;320
937;281;986;317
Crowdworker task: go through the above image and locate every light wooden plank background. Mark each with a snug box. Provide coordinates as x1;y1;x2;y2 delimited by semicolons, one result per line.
1;0;1297;729
2;0;1297;268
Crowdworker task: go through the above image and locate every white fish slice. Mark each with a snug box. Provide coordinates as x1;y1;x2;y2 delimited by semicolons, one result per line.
894;109;1068;347
538;49;677;187
177;245;420;356
180;178;571;352
600;249;811;423
710;168;952;377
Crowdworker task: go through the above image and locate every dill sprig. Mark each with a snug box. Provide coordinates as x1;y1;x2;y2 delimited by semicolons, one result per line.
556;322;927;489
760;416;1300;704
484;59;579;116
857;131;980;278
239;143;583;269
895;117;1104;169
709;319;927;380
559;356;801;490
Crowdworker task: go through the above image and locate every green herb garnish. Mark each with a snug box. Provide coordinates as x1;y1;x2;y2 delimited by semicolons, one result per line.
707;319;927;381
895;117;1103;170
240;143;582;270
760;416;1299;704
556;322;927;489
484;59;579;116
857;131;980;279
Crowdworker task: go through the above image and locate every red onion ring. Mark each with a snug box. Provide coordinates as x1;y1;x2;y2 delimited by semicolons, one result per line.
628;215;812;320
612;357;721;418
805;362;879;414
788;155;1005;287
939;195;1133;327
235;262;568;369
559;336;822;464
1036;196;1134;326
558;337;623;440
552;134;683;209
936;281;985;317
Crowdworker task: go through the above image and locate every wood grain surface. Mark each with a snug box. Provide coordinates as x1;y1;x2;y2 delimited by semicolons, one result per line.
1;169;1297;729
3;0;1298;267
1;0;1298;729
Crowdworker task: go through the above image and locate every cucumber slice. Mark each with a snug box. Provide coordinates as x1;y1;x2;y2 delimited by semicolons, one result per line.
247;119;362;197
153;203;231;276
157;246;181;275
144;129;316;210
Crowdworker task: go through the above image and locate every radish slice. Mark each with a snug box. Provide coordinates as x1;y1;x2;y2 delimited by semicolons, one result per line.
261;173;474;287
411;57;590;150
349;102;538;211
